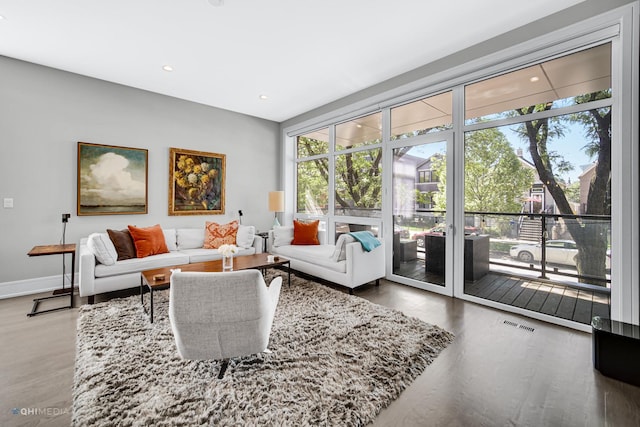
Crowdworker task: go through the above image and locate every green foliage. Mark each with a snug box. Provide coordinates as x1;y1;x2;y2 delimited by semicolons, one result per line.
432;128;534;213
564;181;580;204
335;148;382;209
296;158;328;213
296;136;382;213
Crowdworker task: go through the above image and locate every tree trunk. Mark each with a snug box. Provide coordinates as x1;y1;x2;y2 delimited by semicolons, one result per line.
519;105;610;285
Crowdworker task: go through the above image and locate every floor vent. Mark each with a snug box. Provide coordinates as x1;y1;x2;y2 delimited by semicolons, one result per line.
503;320;535;332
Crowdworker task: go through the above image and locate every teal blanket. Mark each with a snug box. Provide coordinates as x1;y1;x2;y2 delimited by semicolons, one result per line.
348;231;382;252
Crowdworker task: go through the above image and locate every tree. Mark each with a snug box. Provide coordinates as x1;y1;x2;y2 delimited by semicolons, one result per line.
432;128;534;213
296;137;382;215
515;90;611;284
334;148;382;213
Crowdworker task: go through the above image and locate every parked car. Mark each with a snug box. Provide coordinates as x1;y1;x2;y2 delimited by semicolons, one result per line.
509;239;611;269
411;225;478;247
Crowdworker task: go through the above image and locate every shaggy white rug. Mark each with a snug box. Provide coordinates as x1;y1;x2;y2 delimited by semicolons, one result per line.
73;274;454;426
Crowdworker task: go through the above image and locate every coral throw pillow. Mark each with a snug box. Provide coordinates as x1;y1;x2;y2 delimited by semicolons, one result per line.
203;220;239;249
292;220;320;245
127;224;170;258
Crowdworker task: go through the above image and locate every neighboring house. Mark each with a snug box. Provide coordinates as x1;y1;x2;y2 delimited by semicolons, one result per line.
415;154;443;210
393;153;424;214
515;148;557;214
578;162;611;214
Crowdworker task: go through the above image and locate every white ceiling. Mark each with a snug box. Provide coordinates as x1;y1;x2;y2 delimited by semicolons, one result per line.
0;0;585;123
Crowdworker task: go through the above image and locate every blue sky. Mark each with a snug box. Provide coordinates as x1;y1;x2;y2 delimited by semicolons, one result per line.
405;122;596;184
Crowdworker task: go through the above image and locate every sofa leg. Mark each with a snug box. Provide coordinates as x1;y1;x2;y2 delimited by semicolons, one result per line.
218;359;229;379
88;295;95;305
349;288;354;295
375;279;380;286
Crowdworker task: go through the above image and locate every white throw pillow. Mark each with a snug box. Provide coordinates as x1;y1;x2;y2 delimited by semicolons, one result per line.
163;228;177;251
176;228;205;250
272;226;294;247
331;233;357;262
236;225;256;249
87;232;118;266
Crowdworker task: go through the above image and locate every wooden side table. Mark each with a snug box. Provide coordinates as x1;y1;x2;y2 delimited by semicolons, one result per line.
27;244;76;317
256;231;270;252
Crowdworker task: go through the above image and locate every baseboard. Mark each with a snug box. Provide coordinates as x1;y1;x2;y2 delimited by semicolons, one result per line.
0;274;75;300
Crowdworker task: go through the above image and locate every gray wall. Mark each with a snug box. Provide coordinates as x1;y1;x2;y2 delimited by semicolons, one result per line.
0;57;279;288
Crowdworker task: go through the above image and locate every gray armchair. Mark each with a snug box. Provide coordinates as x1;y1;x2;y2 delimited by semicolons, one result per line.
168;269;282;378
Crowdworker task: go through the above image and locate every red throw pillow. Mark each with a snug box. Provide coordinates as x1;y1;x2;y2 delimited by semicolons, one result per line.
291;220;320;245
203;220;239;249
127;224;169;258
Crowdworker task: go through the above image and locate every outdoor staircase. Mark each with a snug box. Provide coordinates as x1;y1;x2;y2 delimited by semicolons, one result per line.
518;217;542;242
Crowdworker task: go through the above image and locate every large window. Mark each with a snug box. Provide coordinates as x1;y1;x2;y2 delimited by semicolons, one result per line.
391;92;453;139
286;16;636;329
334;112;383;218
296;129;329;215
296;113;384;219
465;44;611;124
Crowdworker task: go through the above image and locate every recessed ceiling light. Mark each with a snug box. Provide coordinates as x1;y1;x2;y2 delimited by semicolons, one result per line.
0;15;5;20
259;94;268;100
208;0;225;6
162;65;174;72
530;76;540;82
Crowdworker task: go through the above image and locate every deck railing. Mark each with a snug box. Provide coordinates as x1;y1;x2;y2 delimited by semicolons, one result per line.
467;211;611;289
405;210;611;290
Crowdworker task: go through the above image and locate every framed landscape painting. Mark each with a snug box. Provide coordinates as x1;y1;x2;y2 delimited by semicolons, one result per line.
169;147;226;215
77;142;148;216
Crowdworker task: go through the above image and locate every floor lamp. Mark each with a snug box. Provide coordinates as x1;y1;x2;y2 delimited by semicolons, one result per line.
268;191;284;228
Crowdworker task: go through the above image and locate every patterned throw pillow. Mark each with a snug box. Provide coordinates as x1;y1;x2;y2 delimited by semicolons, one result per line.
203;220;239;249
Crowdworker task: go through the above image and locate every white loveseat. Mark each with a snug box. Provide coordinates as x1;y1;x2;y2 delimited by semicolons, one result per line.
79;226;262;303
268;227;385;293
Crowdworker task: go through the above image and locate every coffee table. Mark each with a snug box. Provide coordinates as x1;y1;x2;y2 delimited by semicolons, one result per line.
140;253;290;323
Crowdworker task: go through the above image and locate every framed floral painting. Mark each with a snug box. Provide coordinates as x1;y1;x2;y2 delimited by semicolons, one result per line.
77;142;148;215
169;148;226;215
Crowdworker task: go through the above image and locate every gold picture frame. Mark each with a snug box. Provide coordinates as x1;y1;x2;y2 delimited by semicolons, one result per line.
169;147;226;215
77;142;148;216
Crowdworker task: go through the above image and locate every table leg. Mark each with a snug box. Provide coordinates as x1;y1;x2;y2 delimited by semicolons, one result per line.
288;261;291;287
70;252;75;308
150;288;154;323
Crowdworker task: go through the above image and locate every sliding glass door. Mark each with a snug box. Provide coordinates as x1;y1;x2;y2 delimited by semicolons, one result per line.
390;134;454;295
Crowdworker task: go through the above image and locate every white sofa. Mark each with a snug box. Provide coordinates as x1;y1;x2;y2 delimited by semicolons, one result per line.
268;227;385;293
79;226;262;303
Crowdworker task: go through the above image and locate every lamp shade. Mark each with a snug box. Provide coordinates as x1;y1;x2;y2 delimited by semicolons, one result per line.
268;191;284;212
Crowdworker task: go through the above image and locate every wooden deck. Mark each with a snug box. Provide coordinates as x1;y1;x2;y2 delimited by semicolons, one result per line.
393;260;610;325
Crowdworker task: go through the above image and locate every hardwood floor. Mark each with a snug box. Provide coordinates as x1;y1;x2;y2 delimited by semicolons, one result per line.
1;280;639;426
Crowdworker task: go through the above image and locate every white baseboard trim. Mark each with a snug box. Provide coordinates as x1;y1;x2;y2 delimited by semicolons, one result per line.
0;274;75;300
